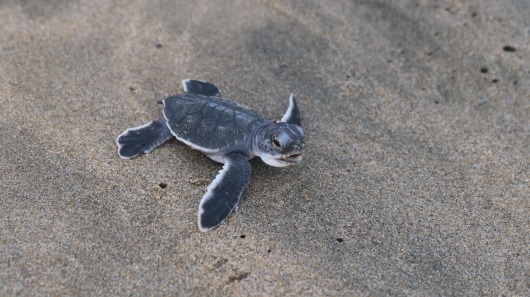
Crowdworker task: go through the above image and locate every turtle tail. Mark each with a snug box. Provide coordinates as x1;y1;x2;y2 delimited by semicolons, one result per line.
116;118;173;159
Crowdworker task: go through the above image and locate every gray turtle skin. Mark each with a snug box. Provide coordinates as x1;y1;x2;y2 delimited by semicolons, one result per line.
116;79;304;232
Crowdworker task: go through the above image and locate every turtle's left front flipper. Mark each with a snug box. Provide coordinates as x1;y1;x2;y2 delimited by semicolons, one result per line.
280;94;301;126
198;153;251;232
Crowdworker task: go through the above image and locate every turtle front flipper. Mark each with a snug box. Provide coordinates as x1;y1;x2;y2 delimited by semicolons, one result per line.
280;94;301;126
182;79;220;97
198;153;251;232
116;118;173;159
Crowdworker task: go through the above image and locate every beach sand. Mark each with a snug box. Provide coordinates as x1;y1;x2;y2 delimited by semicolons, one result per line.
1;0;529;295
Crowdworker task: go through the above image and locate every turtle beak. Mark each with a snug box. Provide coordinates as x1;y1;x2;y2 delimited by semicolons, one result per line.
281;142;304;163
283;153;303;163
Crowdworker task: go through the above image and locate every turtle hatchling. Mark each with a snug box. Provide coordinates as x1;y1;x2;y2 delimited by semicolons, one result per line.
116;79;305;232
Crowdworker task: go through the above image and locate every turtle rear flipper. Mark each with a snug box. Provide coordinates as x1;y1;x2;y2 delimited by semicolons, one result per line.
198;153;251;232
182;79;220;97
116;119;173;159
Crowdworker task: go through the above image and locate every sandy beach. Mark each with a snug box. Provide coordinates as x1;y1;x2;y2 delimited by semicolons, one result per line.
1;0;529;295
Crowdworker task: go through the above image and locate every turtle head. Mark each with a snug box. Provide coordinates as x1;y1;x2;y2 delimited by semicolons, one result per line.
255;122;305;167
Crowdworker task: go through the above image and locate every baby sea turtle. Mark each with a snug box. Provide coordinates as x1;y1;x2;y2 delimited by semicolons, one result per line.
116;80;304;232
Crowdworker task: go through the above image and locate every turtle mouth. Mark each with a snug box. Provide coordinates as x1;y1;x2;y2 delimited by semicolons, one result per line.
281;153;303;163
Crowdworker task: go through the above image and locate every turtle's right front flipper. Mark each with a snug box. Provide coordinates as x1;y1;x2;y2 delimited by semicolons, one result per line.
116;118;173;159
198;153;251;232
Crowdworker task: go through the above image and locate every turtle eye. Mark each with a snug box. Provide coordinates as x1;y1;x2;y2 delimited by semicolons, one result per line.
272;135;282;149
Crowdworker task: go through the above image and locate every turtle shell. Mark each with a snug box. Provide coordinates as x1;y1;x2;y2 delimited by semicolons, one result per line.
162;94;268;151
